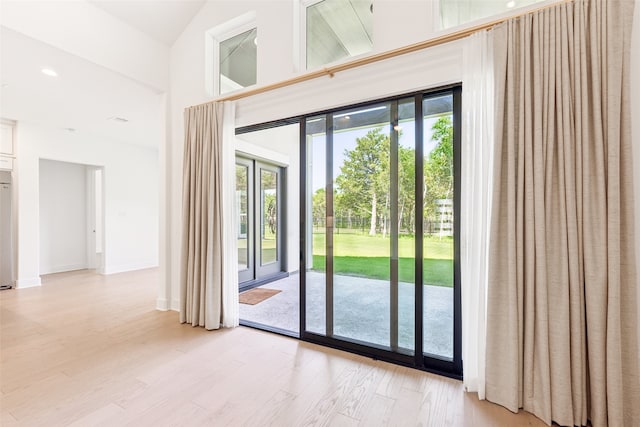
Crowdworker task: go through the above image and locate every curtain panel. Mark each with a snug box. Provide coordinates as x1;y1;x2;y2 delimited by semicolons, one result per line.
485;0;639;426
180;101;238;330
461;30;495;400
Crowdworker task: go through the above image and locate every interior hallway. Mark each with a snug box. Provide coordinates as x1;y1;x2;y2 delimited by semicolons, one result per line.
0;268;546;426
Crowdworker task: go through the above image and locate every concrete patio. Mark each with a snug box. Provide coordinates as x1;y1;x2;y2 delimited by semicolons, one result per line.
240;271;453;359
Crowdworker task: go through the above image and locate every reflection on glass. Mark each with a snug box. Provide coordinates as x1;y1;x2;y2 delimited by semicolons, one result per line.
306;0;373;69
236;165;249;271
422;93;454;360
333;103;391;347
220;28;257;94
397;98;416;354
306;116;326;335
261;169;278;265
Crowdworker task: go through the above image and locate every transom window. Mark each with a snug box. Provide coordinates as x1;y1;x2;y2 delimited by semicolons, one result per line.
304;0;373;69
205;11;257;96
219;28;257;94
438;0;548;29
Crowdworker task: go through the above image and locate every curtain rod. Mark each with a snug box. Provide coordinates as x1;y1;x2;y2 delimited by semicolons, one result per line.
189;0;571;108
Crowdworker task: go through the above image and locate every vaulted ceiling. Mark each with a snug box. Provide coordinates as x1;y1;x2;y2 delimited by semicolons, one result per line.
88;0;206;46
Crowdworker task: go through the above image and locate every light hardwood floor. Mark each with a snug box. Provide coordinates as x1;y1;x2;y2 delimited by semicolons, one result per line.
1;268;546;427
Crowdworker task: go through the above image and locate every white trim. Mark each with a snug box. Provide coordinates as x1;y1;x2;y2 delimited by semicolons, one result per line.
16;277;41;288
296;0;323;72
103;261;158;275
170;299;180;312
40;264;87;275
156;298;169;311
205;11;258;97
235;138;290;167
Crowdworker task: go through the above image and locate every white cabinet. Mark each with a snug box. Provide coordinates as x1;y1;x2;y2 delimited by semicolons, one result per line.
1;122;15;156
0;121;15;171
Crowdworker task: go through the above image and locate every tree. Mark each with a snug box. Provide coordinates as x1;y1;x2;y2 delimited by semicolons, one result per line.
335;128;389;235
398;145;416;234
424;115;454;224
312;188;326;228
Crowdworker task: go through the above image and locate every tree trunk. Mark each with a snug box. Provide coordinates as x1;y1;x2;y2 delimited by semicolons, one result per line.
369;192;377;235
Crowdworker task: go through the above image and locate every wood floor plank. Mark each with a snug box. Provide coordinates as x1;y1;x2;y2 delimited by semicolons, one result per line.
358;394;396;426
0;268;548;427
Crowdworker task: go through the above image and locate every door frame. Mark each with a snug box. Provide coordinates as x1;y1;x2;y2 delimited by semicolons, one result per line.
236;158;254;284
298;85;462;379
236;156;287;290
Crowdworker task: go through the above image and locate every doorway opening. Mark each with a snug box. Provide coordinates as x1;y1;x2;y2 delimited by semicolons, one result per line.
39;159;105;275
235;122;300;335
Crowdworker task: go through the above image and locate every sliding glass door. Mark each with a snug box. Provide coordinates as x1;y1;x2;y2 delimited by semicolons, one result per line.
302;87;461;376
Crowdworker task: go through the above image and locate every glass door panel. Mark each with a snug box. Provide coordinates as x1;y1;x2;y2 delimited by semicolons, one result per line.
422;93;454;360
305;115;327;335
332;103;391;347
397;97;416;353
256;163;282;279
260;169;278;265
236;160;254;284
237;165;249;270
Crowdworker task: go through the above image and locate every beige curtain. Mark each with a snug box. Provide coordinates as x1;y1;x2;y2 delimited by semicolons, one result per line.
180;102;225;330
485;1;639;426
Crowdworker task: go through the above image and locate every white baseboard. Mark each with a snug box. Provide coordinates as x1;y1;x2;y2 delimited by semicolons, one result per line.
103;261;158;275
156;298;169;311
171;299;180;312
16;277;41;288
40;264;87;275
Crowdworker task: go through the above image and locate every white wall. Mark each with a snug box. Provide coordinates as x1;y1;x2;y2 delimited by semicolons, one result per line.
39;159;87;274
16;122;159;287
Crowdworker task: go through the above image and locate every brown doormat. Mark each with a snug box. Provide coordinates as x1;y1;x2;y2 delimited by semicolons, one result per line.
239;288;282;305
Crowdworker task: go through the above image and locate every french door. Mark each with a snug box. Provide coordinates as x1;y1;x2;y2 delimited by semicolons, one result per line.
236;157;283;288
301;87;462;377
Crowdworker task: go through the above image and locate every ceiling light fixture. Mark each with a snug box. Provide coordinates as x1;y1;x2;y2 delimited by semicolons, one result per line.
41;68;58;77
108;116;129;123
506;1;516;8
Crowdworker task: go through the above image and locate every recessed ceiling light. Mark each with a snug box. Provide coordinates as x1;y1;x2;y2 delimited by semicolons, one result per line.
506;1;516;8
108;116;129;123
41;68;58;77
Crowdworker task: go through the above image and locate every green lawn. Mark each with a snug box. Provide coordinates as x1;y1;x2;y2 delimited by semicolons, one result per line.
311;233;454;287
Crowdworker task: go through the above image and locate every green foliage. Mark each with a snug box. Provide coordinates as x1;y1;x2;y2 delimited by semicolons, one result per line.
335;128;389;235
310;233;453;286
329;116;453;235
311;255;453;287
424;115;454;221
